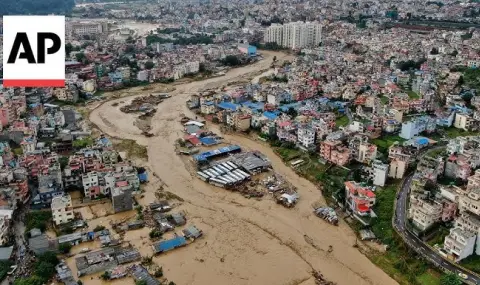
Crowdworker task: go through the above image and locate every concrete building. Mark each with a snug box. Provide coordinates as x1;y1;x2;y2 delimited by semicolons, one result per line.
51;194;74;226
372;160;389;187
297;127;316;150
320;140;351;166
111;182;133;213
400;116;436;139
67;21;107;37
344;181;376;218
454;113;479;131
459;188;480;216
444;228;476;262
408;197;442;231
264;21;322;49
82;172;99;198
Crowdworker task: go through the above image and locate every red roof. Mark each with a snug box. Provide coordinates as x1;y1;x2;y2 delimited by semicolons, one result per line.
115;181;128;187
357;204;370;212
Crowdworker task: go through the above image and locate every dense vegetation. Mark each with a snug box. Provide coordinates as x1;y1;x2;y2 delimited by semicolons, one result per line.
0;0;75;16
14;252;59;285
25;211;52;232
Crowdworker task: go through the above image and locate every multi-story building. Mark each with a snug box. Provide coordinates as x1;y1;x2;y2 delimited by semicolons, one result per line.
264;24;283;45
297;127;316;150
344;181;376;219
454;113;480;132
408;197;442;231
82;172;99;198
320;140;351;166
264;21;322;49
66;21;107;37
444;228;476;262
51;194;74;226
372;160;389;187
112;182;133;213
459;188;480;216
400;116;436;139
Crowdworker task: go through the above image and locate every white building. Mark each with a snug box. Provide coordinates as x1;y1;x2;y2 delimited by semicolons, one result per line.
66;21;107;37
297;127;316;149
408;197;442;231
82;172;99;198
137;70;149;82
372;160;389;187
264;21;322;49
51;194;74;226
444;228;476;262
264;24;283;44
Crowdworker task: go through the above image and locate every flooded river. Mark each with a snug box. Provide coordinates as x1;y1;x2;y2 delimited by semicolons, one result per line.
89;50;397;285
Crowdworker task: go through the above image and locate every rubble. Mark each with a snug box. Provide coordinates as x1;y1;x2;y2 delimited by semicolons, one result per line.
313;207;339;226
120;94;167;113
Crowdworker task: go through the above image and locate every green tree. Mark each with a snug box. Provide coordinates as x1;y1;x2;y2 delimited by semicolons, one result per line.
223;55;241;66
136;281;148;285
34;261;56;281
13;276;45;285
59;243;72;254
440;273;462;285
75;52;86;63
145;61;155;70
59;156;69;170
65;43;73;57
100;271;111;280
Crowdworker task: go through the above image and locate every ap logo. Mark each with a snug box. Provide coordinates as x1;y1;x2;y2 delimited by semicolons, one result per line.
2;16;65;87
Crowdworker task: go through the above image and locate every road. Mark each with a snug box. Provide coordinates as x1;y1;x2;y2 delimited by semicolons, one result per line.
394;161;480;284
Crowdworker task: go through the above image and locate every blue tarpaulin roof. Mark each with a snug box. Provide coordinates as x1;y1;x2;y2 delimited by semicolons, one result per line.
199;137;217;146
193;145;241;162
153;236;186;253
217;102;239;111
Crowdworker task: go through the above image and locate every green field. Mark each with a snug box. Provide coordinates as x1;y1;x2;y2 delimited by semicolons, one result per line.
335;115;349;127
408;91;421;99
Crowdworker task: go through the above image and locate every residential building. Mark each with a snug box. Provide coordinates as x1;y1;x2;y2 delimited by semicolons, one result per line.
400;116;436;139
51;194;74;226
372;160;389;187
82;172;99;198
409;197;442;231
344;181;376;218
320;140;351;166
444;228;476;262
264;21;322;49
297;126;316;150
111;182;133;213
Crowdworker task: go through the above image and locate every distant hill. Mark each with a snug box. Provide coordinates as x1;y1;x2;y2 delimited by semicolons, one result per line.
0;0;75;16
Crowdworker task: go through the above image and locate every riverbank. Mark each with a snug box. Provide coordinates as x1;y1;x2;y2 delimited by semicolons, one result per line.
89;50;397;285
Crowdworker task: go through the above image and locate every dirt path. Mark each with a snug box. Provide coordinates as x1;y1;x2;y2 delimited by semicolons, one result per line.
89;51;397;285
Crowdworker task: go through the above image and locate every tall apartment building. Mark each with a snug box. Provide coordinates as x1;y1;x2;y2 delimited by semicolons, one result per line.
264;21;322;49
66;21;107;37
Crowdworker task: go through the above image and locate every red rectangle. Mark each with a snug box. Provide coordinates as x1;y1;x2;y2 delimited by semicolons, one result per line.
3;79;65;87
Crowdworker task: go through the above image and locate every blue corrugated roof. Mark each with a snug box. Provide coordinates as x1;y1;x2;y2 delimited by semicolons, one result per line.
263;111;278;120
154;236;186;253
193;145;241;161
217;102;239;111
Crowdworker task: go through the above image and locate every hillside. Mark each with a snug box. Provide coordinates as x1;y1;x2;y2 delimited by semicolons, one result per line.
0;0;75;16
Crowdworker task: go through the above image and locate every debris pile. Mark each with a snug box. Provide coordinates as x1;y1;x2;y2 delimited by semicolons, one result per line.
312;271;336;285
120;94;167;113
263;174;297;194
313;207;339;226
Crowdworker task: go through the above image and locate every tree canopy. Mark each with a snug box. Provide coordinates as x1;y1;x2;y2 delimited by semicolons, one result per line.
440;273;462;285
0;0;75;16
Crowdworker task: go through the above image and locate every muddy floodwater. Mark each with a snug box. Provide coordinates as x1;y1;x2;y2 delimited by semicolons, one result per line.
89;50;397;285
